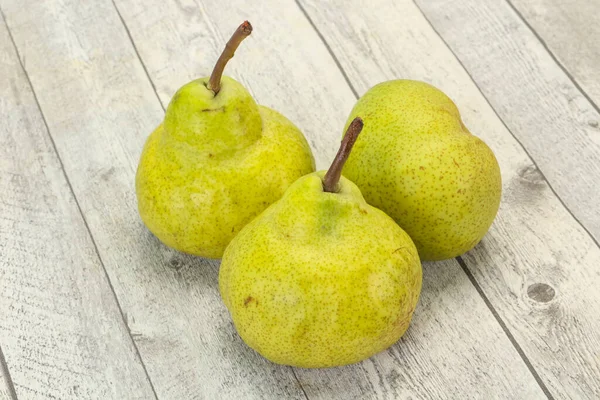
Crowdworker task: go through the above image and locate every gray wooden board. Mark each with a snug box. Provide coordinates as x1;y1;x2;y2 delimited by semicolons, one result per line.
0;0;549;397
0;11;156;400
2;0;597;397
0;0;308;398
508;0;600;109
0;385;10;400
0;351;13;400
298;0;600;397
69;0;542;397
415;0;600;244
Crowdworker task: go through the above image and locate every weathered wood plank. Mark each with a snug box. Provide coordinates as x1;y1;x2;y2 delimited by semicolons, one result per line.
0;384;11;400
0;13;156;400
113;0;356;169
509;0;600;108
0;385;11;400
113;0;544;398
298;0;600;397
416;0;600;244
0;385;10;400
0;1;306;399
0;352;14;400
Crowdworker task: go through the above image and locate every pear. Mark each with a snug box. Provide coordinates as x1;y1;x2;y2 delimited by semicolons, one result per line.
220;118;422;368
136;22;315;258
342;80;501;261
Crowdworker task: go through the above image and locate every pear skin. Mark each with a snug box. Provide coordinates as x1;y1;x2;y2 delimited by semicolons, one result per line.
343;80;501;261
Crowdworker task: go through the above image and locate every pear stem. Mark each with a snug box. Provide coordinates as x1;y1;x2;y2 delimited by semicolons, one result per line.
323;117;364;193
207;21;253;95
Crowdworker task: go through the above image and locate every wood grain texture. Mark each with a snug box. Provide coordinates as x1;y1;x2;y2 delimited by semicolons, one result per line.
0;385;10;400
0;352;13;400
415;0;600;244
508;0;600;108
113;0;357;170
298;0;600;397
113;0;544;398
0;0;308;398
1;0;544;397
0;386;11;400
0;13;155;400
0;0;591;397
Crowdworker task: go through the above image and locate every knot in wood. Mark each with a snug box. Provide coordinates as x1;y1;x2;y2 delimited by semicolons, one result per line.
527;283;555;303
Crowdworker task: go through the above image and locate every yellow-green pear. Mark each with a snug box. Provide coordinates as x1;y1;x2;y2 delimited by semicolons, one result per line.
343;80;501;261
136;22;315;258
220;119;422;368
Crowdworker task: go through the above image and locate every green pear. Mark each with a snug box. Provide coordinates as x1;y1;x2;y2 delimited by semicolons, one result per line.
220;119;422;368
136;22;315;258
342;80;501;261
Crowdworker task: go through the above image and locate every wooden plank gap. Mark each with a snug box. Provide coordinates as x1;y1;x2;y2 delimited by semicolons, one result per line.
293;0;360;99
0;346;18;400
110;0;165;111
0;6;160;399
456;257;554;400
412;0;600;253
296;2;557;394
290;369;309;400
504;0;600;114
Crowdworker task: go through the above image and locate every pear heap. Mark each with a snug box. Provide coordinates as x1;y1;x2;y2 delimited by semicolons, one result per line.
220;118;422;368
136;22;315;258
342;80;502;261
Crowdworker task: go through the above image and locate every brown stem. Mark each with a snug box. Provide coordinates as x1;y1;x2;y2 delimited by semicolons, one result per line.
323;117;364;193
207;21;253;94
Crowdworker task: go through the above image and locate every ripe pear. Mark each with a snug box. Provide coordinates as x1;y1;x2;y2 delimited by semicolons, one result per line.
220;119;422;368
136;22;315;258
342;80;501;261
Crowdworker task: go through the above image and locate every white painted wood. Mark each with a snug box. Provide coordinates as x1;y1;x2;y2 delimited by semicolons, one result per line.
0;0;307;399
0;14;155;400
0;386;10;400
416;0;600;244
298;0;600;397
509;0;600;108
112;0;358;170
108;0;543;397
0;0;580;397
0;357;13;400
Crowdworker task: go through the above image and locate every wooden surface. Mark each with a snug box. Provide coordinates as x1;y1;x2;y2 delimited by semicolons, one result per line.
417;0;600;246
0;0;598;399
0;11;156;400
509;0;600;107
411;2;600;396
111;0;543;398
506;0;600;242
0;349;13;400
298;1;600;398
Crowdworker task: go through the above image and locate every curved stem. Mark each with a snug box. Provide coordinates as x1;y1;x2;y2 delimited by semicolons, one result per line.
323;117;364;193
207;21;253;94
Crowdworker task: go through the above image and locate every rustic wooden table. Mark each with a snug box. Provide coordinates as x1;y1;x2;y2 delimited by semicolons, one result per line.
1;0;599;399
